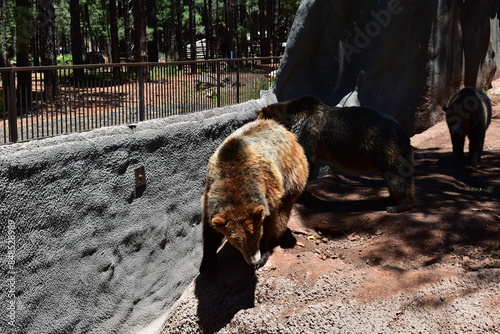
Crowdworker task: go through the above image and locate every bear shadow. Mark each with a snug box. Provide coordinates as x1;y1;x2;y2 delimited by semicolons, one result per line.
297;189;388;213
194;242;257;333
297;174;390;214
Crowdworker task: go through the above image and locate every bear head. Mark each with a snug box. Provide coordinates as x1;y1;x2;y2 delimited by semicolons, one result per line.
210;204;267;265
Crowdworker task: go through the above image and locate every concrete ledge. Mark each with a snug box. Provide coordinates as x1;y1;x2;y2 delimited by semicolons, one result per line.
0;93;275;333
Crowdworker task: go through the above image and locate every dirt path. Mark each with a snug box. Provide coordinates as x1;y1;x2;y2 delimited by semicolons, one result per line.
159;85;500;334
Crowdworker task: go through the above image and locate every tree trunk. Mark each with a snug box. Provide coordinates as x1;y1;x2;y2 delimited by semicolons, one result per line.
16;0;33;114
174;0;184;60
147;0;159;62
123;0;134;63
133;0;148;63
266;0;273;56
239;2;248;57
38;0;57;100
70;0;84;83
202;0;212;59
1;0;9;61
226;0;235;57
258;0;270;57
166;0;177;59
272;0;280;56
109;0;120;80
83;2;98;55
188;0;197;73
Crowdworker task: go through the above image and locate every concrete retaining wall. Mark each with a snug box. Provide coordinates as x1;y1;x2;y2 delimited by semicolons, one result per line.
0;93;276;333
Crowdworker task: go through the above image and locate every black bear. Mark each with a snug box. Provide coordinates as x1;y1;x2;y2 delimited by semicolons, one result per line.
443;86;492;171
256;95;414;213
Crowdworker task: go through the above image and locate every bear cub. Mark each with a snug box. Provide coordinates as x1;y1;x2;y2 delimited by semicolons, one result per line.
200;119;308;273
256;95;414;213
443;86;492;171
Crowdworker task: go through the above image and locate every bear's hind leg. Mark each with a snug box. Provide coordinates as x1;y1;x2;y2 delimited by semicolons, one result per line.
383;170;415;213
466;131;486;171
451;135;466;164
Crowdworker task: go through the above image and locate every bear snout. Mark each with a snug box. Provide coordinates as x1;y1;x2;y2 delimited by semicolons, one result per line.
245;250;261;265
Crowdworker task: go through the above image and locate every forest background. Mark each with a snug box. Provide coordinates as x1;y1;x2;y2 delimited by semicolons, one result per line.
0;0;300;68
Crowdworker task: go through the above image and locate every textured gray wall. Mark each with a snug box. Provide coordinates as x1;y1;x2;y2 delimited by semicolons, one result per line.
0;94;276;333
493;20;500;80
274;0;500;135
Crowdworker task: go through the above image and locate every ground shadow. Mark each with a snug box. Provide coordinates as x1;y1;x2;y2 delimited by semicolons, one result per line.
195;243;257;333
294;148;500;266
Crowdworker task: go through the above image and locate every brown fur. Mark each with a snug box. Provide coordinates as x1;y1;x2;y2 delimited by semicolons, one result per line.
256;96;415;213
200;119;309;273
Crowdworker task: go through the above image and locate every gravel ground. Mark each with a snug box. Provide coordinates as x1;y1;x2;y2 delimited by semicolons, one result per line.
155;85;500;334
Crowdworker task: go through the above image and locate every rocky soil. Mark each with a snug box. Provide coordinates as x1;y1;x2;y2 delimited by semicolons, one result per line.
157;85;500;334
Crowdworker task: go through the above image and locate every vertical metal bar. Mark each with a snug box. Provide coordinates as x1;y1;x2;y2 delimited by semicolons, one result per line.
35;71;41;139
25;82;32;140
150;66;154;119
236;60;240;104
54;69;59;136
50;70;55;137
63;69;67;134
19;76;25;141
216;61;221;108
100;67;104;127
102;67;107;127
2;79;7;143
167;64;172;116
137;65;143;122
126;66;130;123
112;65;116;126
170;65;174;116
7;70;18;143
160;65;164;117
116;65;121;125
30;71;35;139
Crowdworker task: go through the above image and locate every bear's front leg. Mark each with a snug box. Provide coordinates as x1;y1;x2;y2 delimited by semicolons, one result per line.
466;131;486;172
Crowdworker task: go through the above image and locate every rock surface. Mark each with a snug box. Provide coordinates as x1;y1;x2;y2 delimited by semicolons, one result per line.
274;0;500;135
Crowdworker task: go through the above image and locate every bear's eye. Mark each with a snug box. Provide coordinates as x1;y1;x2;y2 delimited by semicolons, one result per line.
243;222;254;234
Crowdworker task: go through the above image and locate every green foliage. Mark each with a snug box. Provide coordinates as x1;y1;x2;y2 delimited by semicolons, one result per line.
0;0;299;63
57;54;73;65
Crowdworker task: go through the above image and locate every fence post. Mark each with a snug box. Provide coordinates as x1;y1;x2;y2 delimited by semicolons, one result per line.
7;70;18;143
138;65;145;121
216;61;221;108
236;60;240;104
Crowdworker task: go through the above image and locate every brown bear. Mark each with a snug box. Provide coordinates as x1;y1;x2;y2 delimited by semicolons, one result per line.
443;86;492;171
200;119;309;273
256;95;414;213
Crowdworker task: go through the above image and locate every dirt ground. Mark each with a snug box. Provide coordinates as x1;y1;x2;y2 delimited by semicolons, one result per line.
159;84;500;334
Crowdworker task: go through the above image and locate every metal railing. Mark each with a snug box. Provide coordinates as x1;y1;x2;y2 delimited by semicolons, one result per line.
0;57;280;144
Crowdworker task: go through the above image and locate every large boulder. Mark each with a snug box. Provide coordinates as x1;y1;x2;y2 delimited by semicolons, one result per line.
274;0;500;135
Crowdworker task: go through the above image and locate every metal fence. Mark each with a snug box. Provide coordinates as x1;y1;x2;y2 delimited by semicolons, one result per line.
0;57;280;144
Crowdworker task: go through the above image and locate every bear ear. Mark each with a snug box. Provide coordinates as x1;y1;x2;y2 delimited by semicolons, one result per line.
253;205;269;221
271;102;290;114
211;216;226;228
256;107;272;119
